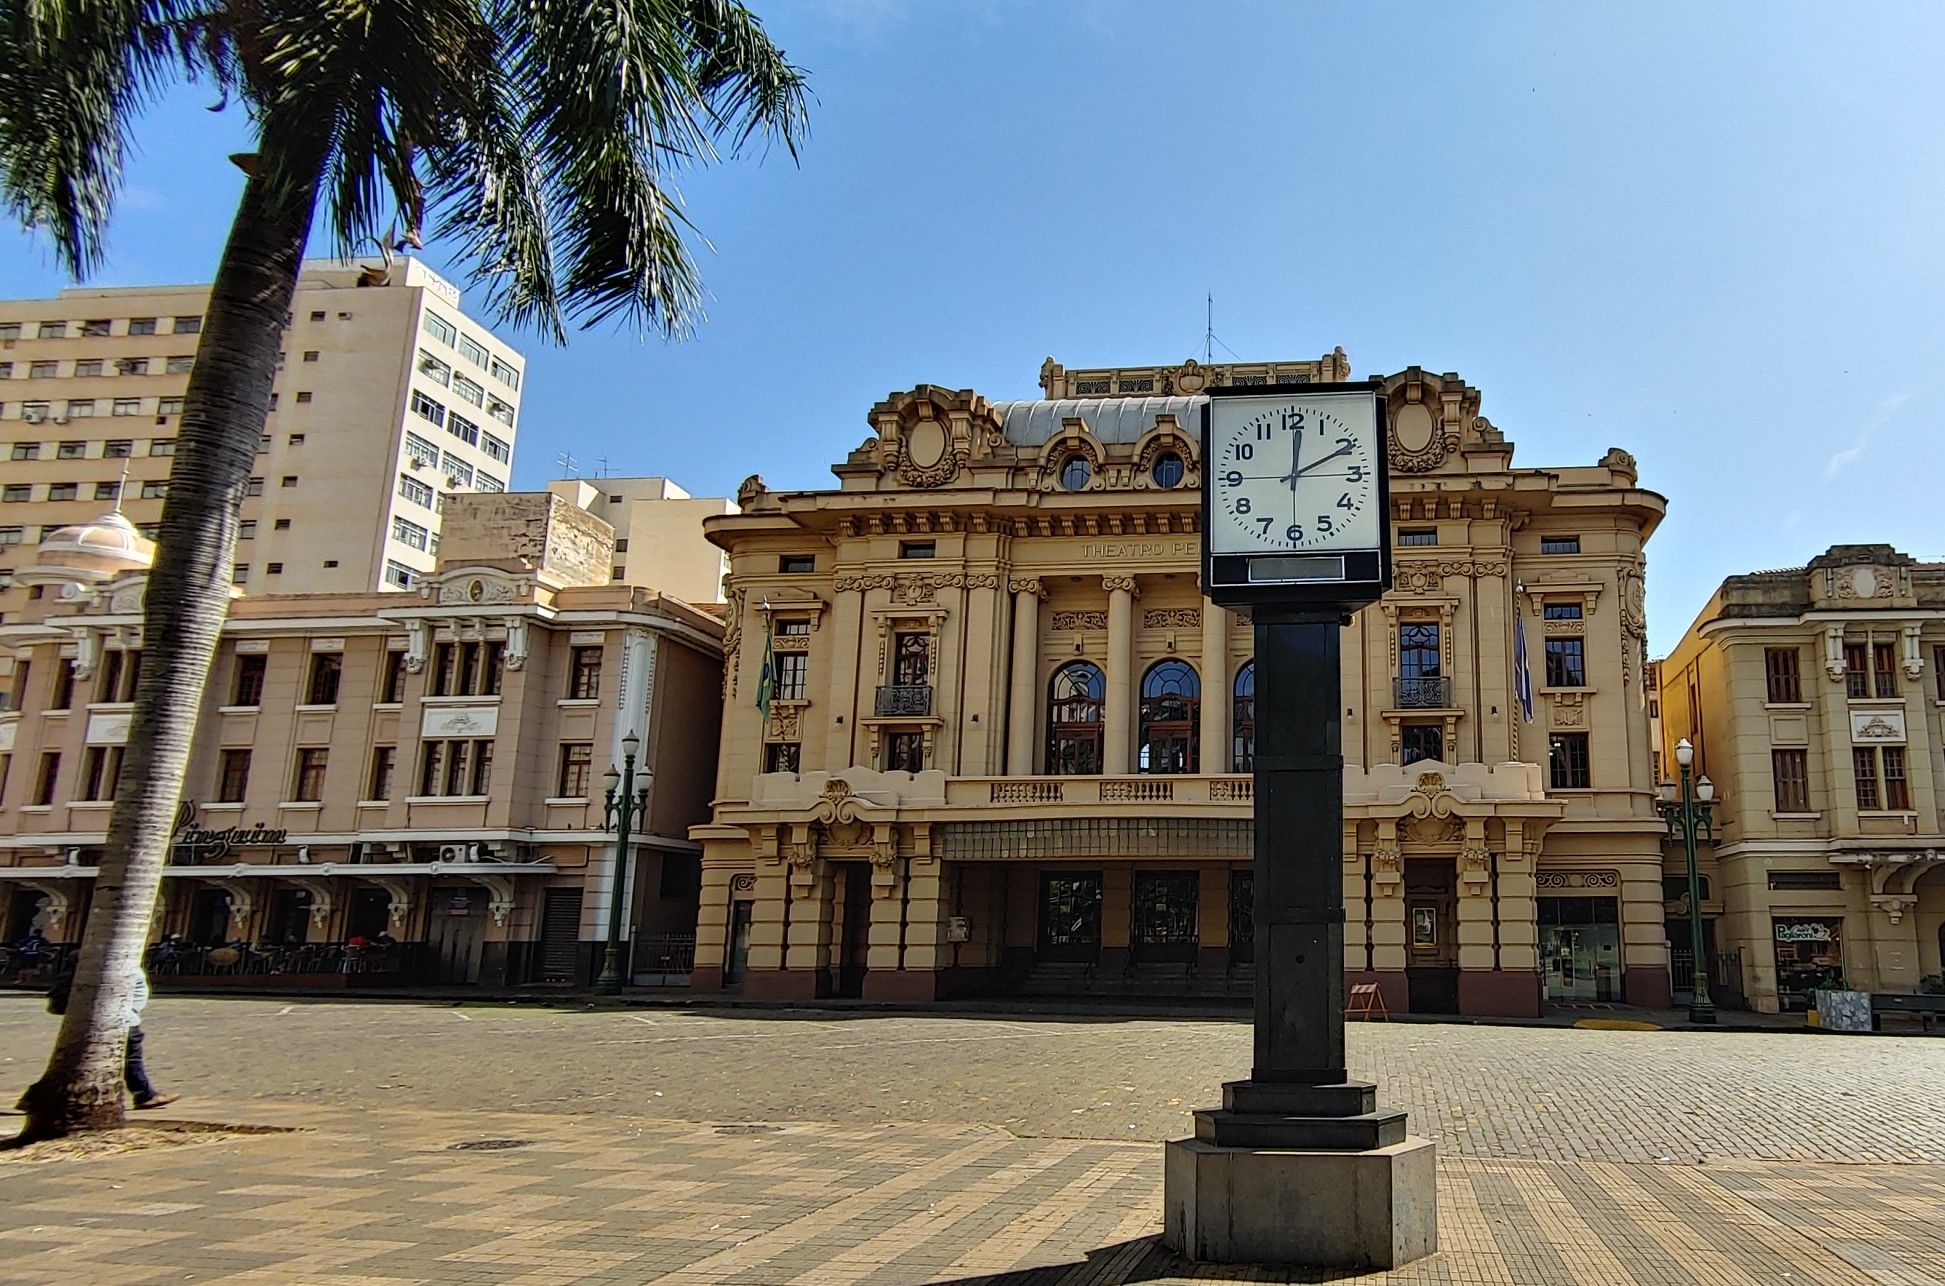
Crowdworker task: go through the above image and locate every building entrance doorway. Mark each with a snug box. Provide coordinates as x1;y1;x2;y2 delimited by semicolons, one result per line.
1131;870;1198;963
834;863;871;998
264;887;312;946
427;886;485;985
1038;871;1102;963
1540;895;1621;1001
5;887;48;942
1404;858;1458;1013
724;900;753;984
188;886;234;945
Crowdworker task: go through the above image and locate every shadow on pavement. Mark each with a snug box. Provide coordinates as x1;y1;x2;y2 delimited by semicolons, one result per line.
938;1236;1379;1284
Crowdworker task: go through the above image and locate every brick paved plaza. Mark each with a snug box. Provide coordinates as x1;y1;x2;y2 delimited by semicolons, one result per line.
2;995;1942;1284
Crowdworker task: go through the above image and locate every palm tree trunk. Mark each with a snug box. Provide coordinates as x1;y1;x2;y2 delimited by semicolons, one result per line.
15;154;323;1142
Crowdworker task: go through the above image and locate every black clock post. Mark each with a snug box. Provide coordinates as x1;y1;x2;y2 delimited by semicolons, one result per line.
1164;384;1436;1269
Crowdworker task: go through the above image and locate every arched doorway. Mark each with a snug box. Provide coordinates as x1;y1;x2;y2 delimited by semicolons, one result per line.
1138;660;1199;773
1046;662;1106;775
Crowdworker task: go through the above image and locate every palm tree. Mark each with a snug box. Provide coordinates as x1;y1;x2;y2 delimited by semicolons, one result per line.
2;0;806;1142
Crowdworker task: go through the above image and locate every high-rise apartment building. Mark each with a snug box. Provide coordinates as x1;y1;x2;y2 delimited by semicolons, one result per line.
545;476;735;604
0;258;524;600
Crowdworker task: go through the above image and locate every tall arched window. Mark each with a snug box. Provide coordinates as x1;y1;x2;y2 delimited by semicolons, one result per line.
1046;662;1106;775
1232;660;1255;772
1139;660;1200;774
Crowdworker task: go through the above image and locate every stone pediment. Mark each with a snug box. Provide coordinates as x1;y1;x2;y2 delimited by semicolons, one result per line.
419;567;536;607
1346;761;1552;811
750;767;949;814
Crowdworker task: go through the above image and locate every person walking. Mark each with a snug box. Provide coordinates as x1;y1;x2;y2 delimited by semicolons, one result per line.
122;965;176;1111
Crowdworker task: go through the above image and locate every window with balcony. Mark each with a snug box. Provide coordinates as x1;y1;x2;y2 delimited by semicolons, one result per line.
1231;661;1255;772
431;641;503;697
1139;660;1199;773
79;745;125;802
1765;648;1802;703
1771;748;1809;812
1543;637;1586;688
558;743;593;797
883;730;925;773
1396;622;1448;708
231;652;266;706
1401;724;1444;766
305;652;342;706
568;645;602;699
292;748;329;802
764;742;801;773
1548;732;1591;789
1046;662;1106;775
419;739;494;796
876;632;931;715
216;749;251;803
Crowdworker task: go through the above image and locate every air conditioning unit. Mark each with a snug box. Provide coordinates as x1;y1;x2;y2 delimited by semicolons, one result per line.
437;845;462;863
21;410;46;424
51;415;68;425
408;456;428;470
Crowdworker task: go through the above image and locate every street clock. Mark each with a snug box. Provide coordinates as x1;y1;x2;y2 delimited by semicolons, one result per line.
1201;381;1392;610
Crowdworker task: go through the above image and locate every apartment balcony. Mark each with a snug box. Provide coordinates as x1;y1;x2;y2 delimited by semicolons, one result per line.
874;684;934;717
1393;676;1454;709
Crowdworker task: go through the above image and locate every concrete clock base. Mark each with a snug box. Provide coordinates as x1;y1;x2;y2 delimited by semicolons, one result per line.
1162;1135;1438;1269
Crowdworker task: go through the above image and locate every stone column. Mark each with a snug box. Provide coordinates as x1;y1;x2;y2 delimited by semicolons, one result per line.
1005;579;1043;775
1200;605;1230;773
1104;576;1138;774
690;861;735;990
824;576;868;771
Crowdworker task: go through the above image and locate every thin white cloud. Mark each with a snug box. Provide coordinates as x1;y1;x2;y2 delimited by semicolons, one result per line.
1824;390;1912;480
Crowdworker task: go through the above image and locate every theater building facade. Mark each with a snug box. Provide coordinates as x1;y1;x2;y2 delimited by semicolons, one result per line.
691;353;1672;1016
0;492;722;987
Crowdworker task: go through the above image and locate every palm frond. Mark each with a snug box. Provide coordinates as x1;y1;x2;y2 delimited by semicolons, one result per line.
0;0;215;275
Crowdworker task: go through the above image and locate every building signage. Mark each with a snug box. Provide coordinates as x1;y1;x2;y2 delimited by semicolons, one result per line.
171;801;288;859
1773;919;1835;943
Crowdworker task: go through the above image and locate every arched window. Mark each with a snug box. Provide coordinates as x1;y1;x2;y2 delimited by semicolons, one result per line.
1232;661;1255;772
1046;662;1106;775
1139;660;1200;774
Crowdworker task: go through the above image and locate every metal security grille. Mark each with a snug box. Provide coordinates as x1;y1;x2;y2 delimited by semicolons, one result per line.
536;887;583;984
939;818;1251;861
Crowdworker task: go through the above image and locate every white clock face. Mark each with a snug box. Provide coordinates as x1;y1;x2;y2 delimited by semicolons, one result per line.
1208;393;1381;555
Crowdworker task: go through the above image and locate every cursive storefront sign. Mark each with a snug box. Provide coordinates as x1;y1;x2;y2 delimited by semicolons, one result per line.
171;801;288;860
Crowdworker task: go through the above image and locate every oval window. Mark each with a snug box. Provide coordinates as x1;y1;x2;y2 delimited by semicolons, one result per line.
1059;455;1092;492
1151;451;1185;489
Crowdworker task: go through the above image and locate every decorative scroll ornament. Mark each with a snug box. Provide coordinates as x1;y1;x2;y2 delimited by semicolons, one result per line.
833;571;897;593
1008;577;1047;598
1143;608;1201;629
1052;610;1108;631
1102;575;1141;596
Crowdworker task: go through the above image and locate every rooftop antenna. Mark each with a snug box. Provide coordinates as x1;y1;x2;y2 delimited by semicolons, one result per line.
595;455;611;478
1205;293;1213;364
554;450;579;479
112;459;130;514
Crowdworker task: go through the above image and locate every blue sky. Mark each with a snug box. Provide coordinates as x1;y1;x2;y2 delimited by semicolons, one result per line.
4;1;1942;652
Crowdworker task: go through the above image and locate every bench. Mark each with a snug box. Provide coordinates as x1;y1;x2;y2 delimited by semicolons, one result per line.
1871;993;1945;1033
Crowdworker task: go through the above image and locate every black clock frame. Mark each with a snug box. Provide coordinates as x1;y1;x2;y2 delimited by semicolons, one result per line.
1200;380;1393;613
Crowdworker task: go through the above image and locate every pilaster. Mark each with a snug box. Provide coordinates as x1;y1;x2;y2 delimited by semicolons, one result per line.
1005;580;1043;775
1104;576;1138;773
825;580;867;770
1200;604;1230;772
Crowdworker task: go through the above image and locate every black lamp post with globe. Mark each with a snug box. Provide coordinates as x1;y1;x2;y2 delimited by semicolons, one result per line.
594;731;649;995
1657;736;1716;1025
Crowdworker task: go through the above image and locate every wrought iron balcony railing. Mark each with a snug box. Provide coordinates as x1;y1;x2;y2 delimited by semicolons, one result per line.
1393;676;1454;709
874;684;934;717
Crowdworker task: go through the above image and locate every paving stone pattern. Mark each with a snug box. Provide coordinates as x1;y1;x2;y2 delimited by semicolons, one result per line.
2;996;1942;1284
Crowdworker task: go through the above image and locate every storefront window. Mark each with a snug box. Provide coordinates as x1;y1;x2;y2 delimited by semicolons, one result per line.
1538;895;1620;1001
1771;917;1844;1012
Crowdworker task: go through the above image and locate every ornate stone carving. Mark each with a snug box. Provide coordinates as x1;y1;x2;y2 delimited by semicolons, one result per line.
1102;575;1140;596
108;582;145;614
72;626;100;679
1870;893;1918;924
1546;620;1586;637
1372;845;1402;887
892;575;937;606
833;571;897;593
402;619;430;673
1392;560;1507;595
1143;608;1201;629
767;705;802;742
502;616;529;671
736;474;768;506
1008;577;1047;598
1535;871;1619;889
730;872;757;894
1619;560;1647;685
439;576;517;606
1551;692;1586;728
1834;564;1896;600
720;589;745;699
1460;843;1492;884
1052;610;1108;631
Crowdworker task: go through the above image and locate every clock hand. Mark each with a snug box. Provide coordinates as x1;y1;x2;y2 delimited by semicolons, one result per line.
1291;443;1354;478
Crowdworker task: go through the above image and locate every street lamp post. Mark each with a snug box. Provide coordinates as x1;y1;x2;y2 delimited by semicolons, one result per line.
595;731;649;995
1658;737;1716;1025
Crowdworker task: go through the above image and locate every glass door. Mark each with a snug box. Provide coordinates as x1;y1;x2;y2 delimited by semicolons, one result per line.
1038;872;1103;963
1132;871;1199;963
